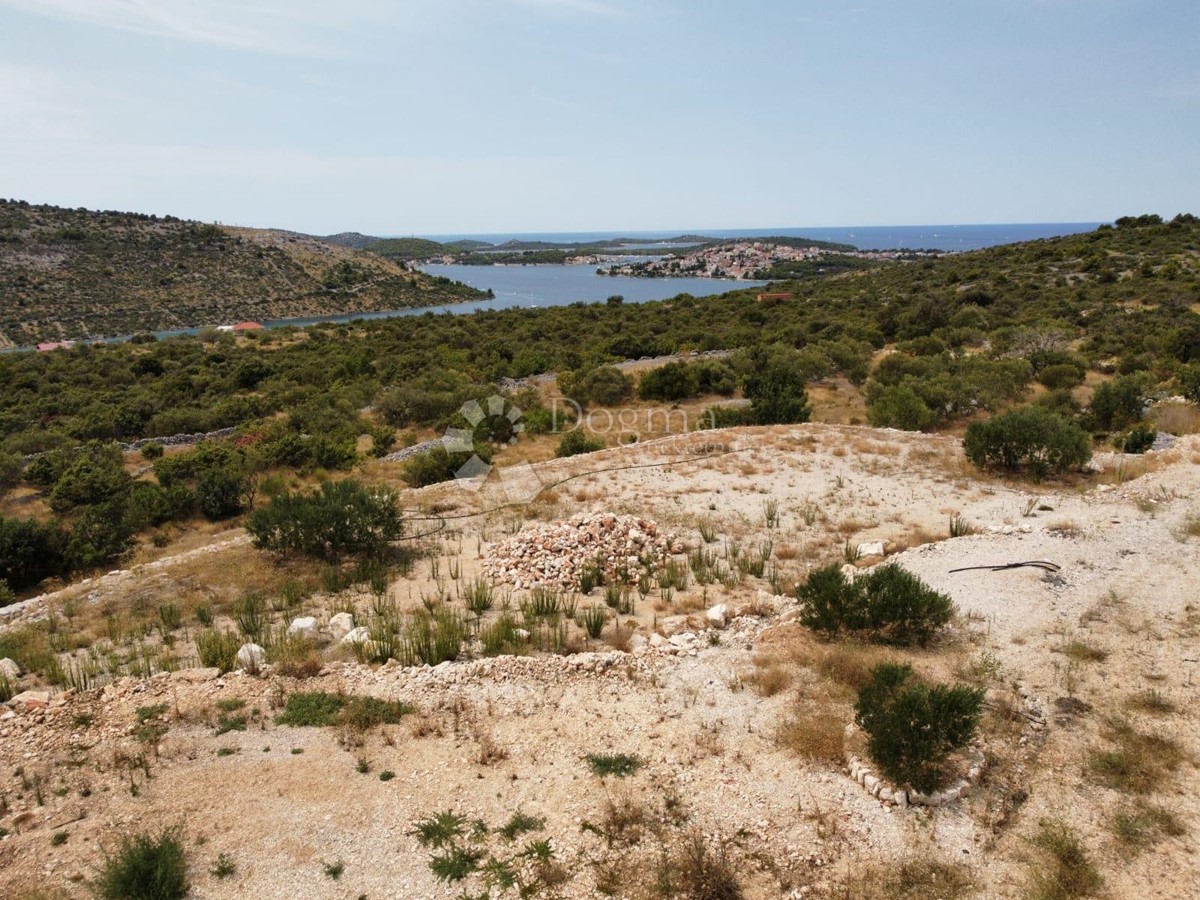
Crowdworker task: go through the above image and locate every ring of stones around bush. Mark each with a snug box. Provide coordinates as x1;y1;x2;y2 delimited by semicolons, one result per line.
481;513;683;591
843;685;1048;808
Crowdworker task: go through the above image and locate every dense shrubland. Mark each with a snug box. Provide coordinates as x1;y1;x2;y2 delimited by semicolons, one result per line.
0;215;1197;594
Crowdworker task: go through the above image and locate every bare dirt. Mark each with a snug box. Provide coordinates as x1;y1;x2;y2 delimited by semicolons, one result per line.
2;424;1197;899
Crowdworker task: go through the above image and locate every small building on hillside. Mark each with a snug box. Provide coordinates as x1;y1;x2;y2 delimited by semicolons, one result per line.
36;340;75;352
231;321;265;332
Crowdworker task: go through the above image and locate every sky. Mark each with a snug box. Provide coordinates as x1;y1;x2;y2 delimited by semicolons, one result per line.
0;0;1197;234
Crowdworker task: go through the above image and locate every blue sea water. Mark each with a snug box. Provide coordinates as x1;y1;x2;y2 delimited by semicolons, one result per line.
421;222;1103;253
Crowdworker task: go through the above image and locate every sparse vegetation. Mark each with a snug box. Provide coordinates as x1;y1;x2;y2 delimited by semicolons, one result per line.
586;753;644;778
1027;819;1103;900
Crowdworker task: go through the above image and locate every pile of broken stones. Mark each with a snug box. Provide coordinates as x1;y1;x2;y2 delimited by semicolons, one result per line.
481;513;684;590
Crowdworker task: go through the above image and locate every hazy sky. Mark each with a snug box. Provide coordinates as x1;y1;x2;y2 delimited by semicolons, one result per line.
1;1;1196;233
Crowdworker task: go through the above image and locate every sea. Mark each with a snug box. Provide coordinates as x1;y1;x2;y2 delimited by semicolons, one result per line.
420;222;1103;254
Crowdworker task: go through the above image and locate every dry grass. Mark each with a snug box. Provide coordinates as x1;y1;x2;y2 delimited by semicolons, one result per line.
830;857;974;900
1124;689;1177;715
1059;638;1109;663
744;656;793;697
775;706;845;762
1150;401;1200;435
1089;720;1187;794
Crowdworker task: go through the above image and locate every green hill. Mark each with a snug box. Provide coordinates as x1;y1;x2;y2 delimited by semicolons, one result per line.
366;237;451;261
0;201;483;346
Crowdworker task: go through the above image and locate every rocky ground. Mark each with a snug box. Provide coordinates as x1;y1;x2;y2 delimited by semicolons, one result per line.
1;423;1198;898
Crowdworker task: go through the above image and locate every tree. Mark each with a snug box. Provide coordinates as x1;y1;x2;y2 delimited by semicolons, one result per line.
559;366;633;408
245;479;402;561
964;406;1091;478
195;466;254;520
742;346;812;425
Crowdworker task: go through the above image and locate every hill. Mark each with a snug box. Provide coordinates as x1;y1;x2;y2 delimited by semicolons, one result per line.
317;231;383;250
366;236;453;261
0;201;484;346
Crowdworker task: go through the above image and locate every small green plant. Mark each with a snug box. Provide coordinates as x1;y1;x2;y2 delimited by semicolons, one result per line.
275;692;345;727
211;853;236;880
1124;689;1176;714
855;662;984;793
322;860;344;880
578;561;602;594
94;827;189;900
763;499;780;528
1088;720;1184;794
429;845;485;883
411;811;468;849
461;577;494;617
497;810;545;842
356;757;369;774
51;830;68;846
214;714;247;736
233;592;267;642
585;753;644;778
379;770;395;782
698;520;717;543
948;513;976;537
577;605;607;639
196;629;240;673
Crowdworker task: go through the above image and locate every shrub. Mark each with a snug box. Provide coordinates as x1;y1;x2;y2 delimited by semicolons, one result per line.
275;692;346;727
1121;422;1157;454
246;479;402;561
555;430;604;458
855;663;984;793
94;827;189;900
699;405;755;429
795;564;954;646
559;366;633;408
1037;363;1085;390
637;361;700;401
742;346;812;425
400;444;492;488
195;630;240;673
195;466;254;520
867;383;936;431
963;406;1092;478
47;442;130;513
0;515;67;591
139;442;165;460
1088;374;1148;431
65;500;134;570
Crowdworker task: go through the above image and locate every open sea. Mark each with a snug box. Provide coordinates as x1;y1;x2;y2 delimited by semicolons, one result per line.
420;222;1103;253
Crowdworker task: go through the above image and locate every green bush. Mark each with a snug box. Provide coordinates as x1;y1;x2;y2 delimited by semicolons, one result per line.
1121;422;1157;454
400;444;493;487
0;515;67;590
795;563;955;646
867;383;936;431
638;361;700;401
245;479;402;561
559;366;633;408
47;441;130;513
963;406;1092;478
555;430;605;458
1088;374;1148;431
742;346;812;425
1036;363;1085;390
195;466;254;520
855;663;984;793
94;827;189;900
196;629;240;673
139;441;165;460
